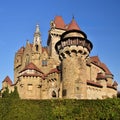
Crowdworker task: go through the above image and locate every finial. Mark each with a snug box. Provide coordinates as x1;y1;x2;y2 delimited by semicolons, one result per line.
35;24;40;34
72;15;75;20
26;39;30;44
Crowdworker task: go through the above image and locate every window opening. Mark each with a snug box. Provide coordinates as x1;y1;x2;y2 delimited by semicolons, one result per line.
35;45;39;51
42;60;47;66
52;91;56;98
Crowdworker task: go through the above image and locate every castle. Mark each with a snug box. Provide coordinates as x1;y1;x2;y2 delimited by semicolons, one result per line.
1;16;118;99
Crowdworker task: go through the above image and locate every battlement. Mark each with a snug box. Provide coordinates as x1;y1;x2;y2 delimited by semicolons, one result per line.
55;30;93;60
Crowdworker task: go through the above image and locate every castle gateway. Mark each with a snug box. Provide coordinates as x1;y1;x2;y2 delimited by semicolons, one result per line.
2;16;117;99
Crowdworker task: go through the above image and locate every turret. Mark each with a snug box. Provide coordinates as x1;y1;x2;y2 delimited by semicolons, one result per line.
33;24;42;53
55;18;93;99
47;16;66;61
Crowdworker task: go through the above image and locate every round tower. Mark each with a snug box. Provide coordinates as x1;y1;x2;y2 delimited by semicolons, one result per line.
55;19;93;99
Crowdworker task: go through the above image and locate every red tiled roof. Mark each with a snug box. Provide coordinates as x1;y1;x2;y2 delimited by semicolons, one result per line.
17;47;25;54
90;56;112;75
2;76;12;85
90;56;101;65
100;63;112;75
47;68;59;75
67;18;80;31
42;47;48;54
20;62;43;73
54;16;66;29
87;80;103;88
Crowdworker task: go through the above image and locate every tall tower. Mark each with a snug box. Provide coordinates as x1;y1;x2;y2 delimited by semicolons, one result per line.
47;16;66;61
55;19;93;99
33;24;42;53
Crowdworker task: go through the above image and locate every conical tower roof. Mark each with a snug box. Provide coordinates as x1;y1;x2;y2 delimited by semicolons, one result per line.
67;18;80;31
54;16;66;29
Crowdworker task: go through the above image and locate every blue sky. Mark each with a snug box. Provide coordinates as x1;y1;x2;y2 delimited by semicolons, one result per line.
0;0;120;90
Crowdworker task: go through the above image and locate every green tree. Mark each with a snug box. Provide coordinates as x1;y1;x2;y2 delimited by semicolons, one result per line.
10;86;19;99
2;87;9;98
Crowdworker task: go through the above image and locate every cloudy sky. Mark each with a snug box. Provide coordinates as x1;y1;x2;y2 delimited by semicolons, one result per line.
0;0;120;90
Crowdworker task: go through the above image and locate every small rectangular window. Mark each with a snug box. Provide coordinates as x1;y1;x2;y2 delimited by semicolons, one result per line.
28;84;33;91
62;89;67;96
42;60;47;66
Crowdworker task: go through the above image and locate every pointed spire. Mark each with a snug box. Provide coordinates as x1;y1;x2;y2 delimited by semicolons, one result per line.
54;16;66;29
33;24;41;45
67;17;80;31
35;24;40;34
72;15;74;20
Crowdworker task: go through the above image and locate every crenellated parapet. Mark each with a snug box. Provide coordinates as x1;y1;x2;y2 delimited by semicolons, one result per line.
55;30;93;61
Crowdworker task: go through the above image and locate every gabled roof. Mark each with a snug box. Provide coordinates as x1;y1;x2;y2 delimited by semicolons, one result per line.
54;16;66;29
20;62;43;74
2;76;12;85
67;18;80;31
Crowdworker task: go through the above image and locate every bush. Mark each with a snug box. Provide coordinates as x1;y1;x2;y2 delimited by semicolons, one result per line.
2;86;19;99
0;99;120;120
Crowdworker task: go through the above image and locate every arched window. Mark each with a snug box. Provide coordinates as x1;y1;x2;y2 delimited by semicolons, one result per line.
35;45;39;51
52;91;56;98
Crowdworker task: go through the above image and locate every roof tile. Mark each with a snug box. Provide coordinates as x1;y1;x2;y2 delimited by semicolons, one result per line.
2;76;12;85
67;19;80;31
90;56;112;75
54;16;66;29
